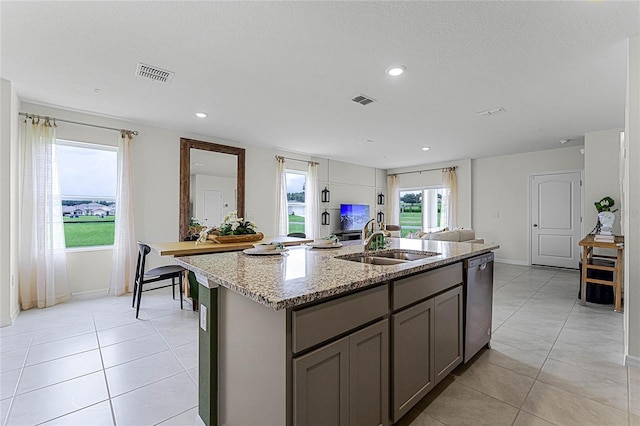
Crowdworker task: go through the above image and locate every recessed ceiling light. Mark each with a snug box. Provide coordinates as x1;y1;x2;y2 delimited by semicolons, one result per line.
195;112;208;118
386;65;406;77
421;147;430;151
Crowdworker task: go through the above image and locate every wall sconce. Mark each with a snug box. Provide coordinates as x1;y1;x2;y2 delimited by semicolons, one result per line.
321;187;330;203
377;211;385;223
377;192;385;205
322;209;330;226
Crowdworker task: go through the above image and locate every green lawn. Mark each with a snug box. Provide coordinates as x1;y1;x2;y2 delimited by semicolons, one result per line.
399;212;422;237
63;215;115;247
288;214;305;235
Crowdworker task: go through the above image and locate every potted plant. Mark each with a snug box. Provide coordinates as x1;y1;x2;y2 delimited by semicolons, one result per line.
594;196;618;234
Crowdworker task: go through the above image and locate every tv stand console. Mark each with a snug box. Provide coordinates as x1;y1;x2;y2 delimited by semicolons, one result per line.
335;231;361;241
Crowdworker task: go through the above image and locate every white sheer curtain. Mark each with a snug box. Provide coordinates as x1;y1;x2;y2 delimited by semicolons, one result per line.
442;167;458;228
275;156;289;235
110;131;137;296
305;162;320;239
387;174;400;226
19;116;71;309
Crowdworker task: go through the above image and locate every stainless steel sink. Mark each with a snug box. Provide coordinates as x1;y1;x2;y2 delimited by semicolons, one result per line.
373;251;439;261
336;250;440;266
348;256;408;265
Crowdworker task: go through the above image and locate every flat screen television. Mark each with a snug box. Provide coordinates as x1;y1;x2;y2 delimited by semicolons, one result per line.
340;204;370;232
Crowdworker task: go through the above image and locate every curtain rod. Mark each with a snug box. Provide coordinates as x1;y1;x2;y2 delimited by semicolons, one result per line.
19;112;139;136
275;155;319;166
391;165;457;177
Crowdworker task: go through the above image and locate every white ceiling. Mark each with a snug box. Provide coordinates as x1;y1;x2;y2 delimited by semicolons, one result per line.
2;1;639;169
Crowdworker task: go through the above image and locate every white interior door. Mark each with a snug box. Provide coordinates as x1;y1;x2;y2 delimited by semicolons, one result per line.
203;189;223;227
531;172;582;269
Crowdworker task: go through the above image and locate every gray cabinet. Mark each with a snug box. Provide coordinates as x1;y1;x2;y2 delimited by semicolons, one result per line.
294;336;350;426
350;320;389;426
293;320;389;426
392;299;435;422
391;282;463;423
434;285;463;383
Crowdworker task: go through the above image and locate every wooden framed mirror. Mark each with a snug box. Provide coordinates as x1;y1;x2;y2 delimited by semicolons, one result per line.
179;137;246;241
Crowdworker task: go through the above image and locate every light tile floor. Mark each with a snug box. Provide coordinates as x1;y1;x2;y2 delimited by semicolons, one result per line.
0;264;637;425
400;264;639;426
0;288;199;426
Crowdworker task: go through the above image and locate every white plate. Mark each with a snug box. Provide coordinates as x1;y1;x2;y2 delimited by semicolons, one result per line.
306;242;343;249
243;248;289;255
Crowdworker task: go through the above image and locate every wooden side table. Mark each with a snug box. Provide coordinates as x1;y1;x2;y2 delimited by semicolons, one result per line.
579;234;624;312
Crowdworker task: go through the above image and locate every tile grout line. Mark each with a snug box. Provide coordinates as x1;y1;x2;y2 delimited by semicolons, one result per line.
2;331;34;426
92;303;118;426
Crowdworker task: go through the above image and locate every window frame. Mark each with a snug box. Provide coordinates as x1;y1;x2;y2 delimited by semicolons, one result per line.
284;170;307;235
398;185;449;235
56;139;118;250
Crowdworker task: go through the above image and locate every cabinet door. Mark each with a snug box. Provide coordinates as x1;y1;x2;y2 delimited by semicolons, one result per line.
392;299;435;423
294;337;350;426
434;285;463;383
349;320;389;426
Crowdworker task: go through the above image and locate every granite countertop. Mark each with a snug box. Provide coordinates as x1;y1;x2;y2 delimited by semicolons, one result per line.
175;238;499;310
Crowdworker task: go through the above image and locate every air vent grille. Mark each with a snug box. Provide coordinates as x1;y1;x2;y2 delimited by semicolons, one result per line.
352;94;376;106
477;107;505;117
135;63;175;83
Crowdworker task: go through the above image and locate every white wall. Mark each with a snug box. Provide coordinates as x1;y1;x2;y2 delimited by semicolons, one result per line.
387;159;472;229
14;102;383;296
584;128;623;239
0;79;20;325
624;33;640;365
472;146;584;265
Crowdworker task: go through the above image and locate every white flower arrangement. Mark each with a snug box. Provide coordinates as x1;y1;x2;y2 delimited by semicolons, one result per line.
195;211;258;244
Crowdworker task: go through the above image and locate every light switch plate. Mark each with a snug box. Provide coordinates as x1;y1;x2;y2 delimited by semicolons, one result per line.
200;304;207;331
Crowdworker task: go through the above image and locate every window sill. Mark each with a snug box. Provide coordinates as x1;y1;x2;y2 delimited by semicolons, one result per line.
65;245;114;253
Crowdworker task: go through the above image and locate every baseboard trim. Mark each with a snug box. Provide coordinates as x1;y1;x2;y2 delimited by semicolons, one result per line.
625;354;640;369
71;288;109;296
494;258;530;266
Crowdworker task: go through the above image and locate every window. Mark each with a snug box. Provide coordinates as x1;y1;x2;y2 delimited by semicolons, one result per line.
56;140;117;248
285;171;306;235
399;187;449;236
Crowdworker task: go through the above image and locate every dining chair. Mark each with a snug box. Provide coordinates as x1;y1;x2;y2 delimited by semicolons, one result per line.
287;232;307;238
133;242;185;318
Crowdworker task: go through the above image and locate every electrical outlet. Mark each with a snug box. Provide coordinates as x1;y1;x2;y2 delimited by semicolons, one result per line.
491;212;500;218
200;304;207;331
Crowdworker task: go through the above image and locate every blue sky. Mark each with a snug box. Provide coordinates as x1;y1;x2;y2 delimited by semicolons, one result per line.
56;144;117;198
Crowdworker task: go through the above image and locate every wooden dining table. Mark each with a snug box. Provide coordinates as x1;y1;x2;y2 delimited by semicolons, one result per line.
148;235;313;257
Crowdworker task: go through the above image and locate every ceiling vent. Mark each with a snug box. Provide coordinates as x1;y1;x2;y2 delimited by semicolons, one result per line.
135;63;175;84
477;107;506;117
352;94;376;106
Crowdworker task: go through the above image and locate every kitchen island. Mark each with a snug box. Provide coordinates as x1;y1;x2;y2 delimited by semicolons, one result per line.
175;238;498;426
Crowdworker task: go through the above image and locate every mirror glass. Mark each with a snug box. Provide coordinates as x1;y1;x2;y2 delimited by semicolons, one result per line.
179;138;245;240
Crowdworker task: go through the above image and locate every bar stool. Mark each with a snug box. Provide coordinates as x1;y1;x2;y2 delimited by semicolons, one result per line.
133;242;185;318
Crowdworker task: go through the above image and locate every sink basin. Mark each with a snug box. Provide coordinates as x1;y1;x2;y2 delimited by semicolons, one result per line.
373;251;439;261
336;250;440;266
348;256;408;265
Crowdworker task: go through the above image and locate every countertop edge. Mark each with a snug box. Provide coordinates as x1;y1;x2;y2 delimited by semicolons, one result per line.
176;243;498;311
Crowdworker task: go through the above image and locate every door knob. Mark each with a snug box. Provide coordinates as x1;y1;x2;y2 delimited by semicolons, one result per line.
533;224;538;227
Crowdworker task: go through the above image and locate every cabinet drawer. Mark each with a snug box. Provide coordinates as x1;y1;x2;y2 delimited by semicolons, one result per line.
392;263;462;311
292;284;388;354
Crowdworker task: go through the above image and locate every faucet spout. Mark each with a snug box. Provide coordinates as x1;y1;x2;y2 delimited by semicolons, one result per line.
361;218;375;241
364;230;387;251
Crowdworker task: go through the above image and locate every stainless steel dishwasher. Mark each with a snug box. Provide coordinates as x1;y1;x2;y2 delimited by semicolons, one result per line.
463;252;494;363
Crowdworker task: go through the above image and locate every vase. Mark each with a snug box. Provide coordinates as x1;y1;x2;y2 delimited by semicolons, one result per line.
597;211;615;235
